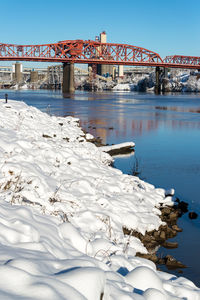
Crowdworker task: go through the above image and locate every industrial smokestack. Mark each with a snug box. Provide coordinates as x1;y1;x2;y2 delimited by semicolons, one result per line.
100;31;107;43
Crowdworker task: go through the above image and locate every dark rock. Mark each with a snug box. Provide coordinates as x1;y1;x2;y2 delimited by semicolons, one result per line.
88;137;104;147
161;207;171;215
123;199;186;270
165;226;177;238
136;252;158;263
146;240;159;250
106;146;135;156
153;231;160;240
142;234;152;243
188;211;198;219
172;224;183;232
178;201;189;213
63;137;69;142
42;134;52;138
165;255;186;269
157;258;165;265
159;231;166;240
169;212;179;221
165;190;174;197
123;227;131;235
162;241;178;249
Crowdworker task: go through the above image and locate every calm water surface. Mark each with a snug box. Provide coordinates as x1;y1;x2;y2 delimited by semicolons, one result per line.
1;89;200;286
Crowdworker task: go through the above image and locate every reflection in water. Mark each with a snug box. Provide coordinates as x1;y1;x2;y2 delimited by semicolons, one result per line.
80;114;200;145
58;91;200;145
156;105;200;113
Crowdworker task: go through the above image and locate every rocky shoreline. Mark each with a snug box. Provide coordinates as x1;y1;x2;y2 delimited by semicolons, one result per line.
86;130;198;274
123;198;190;271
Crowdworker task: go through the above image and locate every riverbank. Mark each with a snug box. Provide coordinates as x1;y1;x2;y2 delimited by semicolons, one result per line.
0;98;199;299
1;67;200;93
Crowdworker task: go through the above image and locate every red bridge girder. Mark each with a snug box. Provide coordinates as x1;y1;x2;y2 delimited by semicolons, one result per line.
0;40;200;69
164;55;200;68
0;40;162;65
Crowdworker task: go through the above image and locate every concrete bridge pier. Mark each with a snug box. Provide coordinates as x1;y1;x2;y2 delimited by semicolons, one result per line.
30;70;39;83
155;66;161;94
62;62;75;94
161;67;168;93
14;62;22;83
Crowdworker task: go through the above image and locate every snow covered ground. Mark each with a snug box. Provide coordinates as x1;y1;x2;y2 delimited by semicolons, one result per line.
112;70;200;93
0;99;199;299
113;83;136;91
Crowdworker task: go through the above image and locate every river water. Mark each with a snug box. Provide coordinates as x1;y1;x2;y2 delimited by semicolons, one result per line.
1;89;200;286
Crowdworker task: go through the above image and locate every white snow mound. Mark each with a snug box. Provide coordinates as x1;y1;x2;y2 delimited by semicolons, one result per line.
0;99;199;299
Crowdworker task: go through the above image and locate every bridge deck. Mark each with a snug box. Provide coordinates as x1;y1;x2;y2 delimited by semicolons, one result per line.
0;40;199;69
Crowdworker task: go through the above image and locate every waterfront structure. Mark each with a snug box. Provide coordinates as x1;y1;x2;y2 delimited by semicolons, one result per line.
0;35;200;93
96;32;113;77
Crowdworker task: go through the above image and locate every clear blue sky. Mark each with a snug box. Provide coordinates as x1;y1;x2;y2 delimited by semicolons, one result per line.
0;0;199;67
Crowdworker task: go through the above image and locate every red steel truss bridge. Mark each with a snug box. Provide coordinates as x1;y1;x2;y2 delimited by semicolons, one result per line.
0;40;200;69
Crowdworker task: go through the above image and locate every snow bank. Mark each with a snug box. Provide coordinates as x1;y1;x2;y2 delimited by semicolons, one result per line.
100;142;135;155
112;70;200;93
113;83;135;91
0;99;199;299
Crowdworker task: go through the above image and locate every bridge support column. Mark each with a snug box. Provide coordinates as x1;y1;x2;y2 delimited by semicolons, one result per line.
161;67;168;93
30;70;39;83
62;62;75;94
155;66;161;94
14;62;22;83
87;64;97;91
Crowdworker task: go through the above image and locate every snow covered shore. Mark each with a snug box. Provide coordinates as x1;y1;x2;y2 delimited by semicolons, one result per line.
0;99;199;299
112;70;200;93
100;142;135;156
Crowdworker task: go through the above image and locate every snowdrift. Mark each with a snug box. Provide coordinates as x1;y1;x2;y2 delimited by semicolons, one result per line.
0;99;199;299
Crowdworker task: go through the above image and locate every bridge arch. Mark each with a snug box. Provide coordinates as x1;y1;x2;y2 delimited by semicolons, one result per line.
0;40;163;65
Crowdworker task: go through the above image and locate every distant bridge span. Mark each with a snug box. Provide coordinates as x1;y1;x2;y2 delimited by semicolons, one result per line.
0;40;200;69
